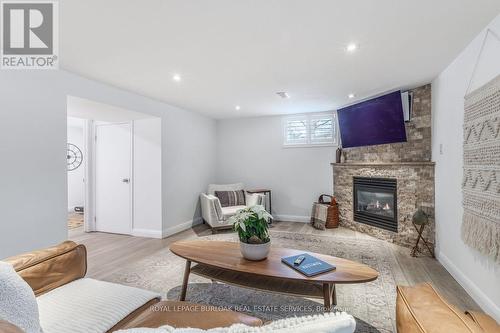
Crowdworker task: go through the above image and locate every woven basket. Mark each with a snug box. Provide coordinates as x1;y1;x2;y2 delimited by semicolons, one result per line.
318;194;339;229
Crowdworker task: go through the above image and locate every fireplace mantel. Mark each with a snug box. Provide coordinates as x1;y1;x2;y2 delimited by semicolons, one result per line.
331;162;435;168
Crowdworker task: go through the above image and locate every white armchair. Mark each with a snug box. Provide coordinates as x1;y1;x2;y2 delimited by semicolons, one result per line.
200;183;265;233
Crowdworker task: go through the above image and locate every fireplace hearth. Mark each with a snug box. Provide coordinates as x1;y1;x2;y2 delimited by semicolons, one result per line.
353;177;397;232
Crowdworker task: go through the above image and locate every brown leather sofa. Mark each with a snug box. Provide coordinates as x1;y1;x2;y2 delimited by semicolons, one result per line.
1;241;262;332
0;321;22;333
397;283;500;333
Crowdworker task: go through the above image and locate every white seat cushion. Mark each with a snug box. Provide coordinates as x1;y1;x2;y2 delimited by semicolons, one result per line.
221;205;247;219
37;278;160;333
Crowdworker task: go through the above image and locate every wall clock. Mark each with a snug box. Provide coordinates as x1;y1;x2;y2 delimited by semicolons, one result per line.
67;143;83;171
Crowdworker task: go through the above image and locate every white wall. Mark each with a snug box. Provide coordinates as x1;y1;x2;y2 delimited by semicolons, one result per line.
432;14;500;321
216;116;335;221
133;118;162;237
0;70;216;258
164;108;217;234
67;119;85;211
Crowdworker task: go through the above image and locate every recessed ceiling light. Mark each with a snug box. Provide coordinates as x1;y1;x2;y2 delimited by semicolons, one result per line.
235;105;241;110
346;43;358;53
348;93;355;99
172;74;181;82
276;92;290;99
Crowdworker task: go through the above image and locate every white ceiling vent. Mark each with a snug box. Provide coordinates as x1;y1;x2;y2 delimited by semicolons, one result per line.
276;92;290;99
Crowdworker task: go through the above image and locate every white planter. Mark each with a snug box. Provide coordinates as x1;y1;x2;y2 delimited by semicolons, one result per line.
240;241;271;261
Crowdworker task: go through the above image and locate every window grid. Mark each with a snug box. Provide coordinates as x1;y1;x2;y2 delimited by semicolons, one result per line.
283;113;337;146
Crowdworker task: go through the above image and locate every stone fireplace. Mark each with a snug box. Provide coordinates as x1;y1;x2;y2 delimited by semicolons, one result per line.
332;84;435;248
332;162;434;247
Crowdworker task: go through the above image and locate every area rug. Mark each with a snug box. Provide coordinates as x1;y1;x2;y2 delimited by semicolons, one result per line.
462;74;500;263
106;231;399;333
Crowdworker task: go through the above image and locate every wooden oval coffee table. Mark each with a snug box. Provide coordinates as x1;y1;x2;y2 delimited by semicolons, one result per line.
170;240;378;310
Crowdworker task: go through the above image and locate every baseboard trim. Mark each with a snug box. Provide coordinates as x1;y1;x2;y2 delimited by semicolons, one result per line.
162;217;203;238
274;214;310;223
436;250;500;322
131;228;163;239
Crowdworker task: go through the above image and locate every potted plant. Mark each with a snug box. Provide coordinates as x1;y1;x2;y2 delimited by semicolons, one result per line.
228;205;272;261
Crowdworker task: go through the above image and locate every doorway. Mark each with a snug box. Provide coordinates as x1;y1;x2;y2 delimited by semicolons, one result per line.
67;117;86;230
67;96;163;238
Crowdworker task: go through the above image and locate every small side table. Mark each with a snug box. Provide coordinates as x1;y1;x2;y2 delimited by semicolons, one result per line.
410;208;434;258
247;189;273;224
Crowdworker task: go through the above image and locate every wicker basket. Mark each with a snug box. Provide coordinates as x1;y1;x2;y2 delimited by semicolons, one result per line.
318;194;339;229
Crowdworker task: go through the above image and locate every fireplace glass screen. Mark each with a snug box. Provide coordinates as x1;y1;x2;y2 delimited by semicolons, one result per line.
356;190;395;218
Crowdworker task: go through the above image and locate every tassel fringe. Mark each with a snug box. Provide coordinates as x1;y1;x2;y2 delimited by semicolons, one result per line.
461;212;500;263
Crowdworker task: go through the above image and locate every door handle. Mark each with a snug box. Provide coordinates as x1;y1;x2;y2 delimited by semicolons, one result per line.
122;178;130;183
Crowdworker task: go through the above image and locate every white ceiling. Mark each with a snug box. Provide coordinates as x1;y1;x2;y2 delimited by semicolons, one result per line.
60;0;500;119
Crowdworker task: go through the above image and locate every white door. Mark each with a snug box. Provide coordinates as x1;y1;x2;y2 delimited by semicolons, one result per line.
95;123;132;234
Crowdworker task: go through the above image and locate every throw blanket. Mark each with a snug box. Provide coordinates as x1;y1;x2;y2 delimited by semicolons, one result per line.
37;278;160;333
116;312;356;333
462;74;500;262
311;203;329;230
0;262;43;333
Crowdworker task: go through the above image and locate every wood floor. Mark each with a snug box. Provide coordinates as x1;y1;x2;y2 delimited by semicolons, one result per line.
69;221;480;312
67;212;84;229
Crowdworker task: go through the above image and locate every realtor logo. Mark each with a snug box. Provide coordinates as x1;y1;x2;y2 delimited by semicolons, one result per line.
1;1;58;69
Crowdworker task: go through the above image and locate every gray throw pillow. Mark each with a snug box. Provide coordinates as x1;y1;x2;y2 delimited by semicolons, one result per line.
215;190;246;207
0;261;43;333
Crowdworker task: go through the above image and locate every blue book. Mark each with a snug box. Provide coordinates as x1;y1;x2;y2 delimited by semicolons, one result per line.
281;253;336;277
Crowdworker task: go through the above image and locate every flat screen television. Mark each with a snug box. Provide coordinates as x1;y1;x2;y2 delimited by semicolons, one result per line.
337;91;407;148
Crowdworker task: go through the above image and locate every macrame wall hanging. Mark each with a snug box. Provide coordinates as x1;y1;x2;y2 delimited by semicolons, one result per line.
462;29;500;263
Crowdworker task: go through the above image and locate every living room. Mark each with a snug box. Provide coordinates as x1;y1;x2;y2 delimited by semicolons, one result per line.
1;1;499;333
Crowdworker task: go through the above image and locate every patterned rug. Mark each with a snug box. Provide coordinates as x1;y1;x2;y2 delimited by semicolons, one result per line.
107;231;398;332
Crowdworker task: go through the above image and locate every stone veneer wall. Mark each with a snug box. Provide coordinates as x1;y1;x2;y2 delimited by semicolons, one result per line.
343;84;432;162
332;163;435;248
333;84;434;248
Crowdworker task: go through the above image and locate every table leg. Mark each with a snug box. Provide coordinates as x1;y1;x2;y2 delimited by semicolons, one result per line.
331;284;337;306
323;283;332;311
422;237;435;258
411;223;424;257
268;191;273;224
179;260;191;301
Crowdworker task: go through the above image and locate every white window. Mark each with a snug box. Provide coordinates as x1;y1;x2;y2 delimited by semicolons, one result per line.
284;116;308;145
283;113;337;147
